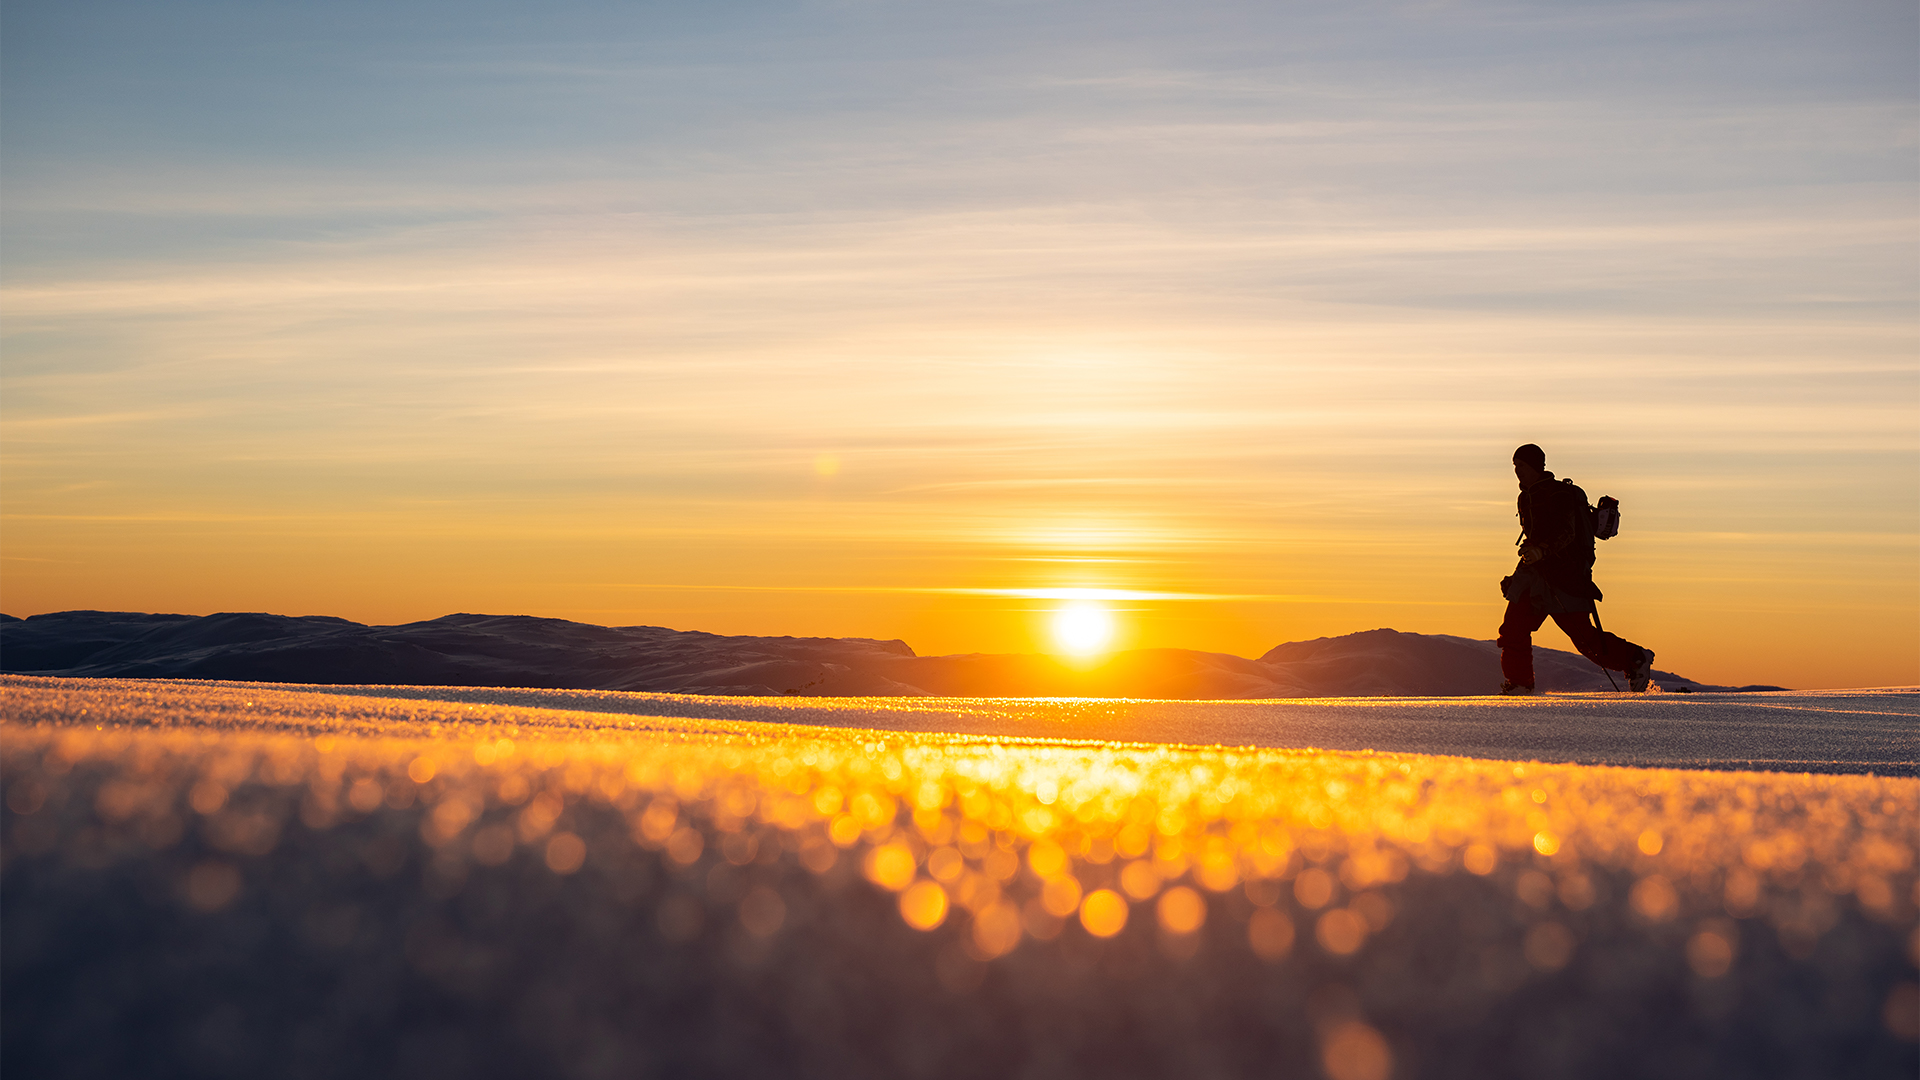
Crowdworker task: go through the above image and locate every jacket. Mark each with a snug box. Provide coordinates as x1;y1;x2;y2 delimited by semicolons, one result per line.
1517;473;1603;602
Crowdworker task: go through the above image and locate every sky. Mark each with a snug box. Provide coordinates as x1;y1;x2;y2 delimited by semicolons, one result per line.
3;0;1916;689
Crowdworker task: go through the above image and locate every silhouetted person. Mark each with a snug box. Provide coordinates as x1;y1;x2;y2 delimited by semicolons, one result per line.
1498;444;1655;693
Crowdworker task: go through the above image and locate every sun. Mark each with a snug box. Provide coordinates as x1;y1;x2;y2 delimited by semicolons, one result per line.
1050;602;1116;658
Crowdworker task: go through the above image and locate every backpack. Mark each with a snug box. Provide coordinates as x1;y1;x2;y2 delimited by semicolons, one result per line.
1556;479;1622;541
1520;479;1622;545
1593;495;1620;540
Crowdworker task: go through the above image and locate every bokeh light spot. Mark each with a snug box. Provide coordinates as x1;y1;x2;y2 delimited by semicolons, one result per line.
1157;885;1207;935
927;845;965;882
1463;844;1498;876
1295;868;1337;909
900;880;950;930
1080;889;1129;937
1630;874;1680;922
1686;923;1737;978
1028;839;1068;879
971;902;1023;958
1120;859;1162;900
666;827;704;866
1321;1020;1394;1080
1316;908;1369;955
1041;876;1083;918
545;832;586;874
1249;908;1295;961
1523;921;1576;971
865;842;917;892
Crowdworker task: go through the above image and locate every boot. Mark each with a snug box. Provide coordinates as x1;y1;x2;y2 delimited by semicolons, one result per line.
1626;648;1656;693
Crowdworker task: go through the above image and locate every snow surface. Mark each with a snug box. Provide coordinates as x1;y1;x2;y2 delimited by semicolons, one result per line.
2;676;1915;1079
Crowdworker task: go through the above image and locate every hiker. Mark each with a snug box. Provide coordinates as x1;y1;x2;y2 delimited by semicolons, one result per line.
1497;443;1656;694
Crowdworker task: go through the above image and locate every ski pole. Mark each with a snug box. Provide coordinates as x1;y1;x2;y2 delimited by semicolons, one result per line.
1591;604;1621;691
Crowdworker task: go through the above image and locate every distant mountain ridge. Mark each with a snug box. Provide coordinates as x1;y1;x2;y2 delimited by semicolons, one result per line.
0;611;1765;698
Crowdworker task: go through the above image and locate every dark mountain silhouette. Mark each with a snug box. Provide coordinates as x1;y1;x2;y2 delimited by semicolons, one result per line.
0;611;1760;697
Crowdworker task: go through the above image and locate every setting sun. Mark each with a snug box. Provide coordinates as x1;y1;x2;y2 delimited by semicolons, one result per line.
1051;603;1117;658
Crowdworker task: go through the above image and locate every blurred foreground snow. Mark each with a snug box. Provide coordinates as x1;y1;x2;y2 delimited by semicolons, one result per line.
3;677;1915;1079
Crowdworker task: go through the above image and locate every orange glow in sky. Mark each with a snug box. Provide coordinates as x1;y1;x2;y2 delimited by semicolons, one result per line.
1;0;1915;690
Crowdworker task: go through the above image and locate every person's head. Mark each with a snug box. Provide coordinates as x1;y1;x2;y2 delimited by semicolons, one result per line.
1512;443;1546;487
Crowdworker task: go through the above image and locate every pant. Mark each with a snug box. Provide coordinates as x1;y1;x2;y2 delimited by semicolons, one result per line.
1497;596;1645;688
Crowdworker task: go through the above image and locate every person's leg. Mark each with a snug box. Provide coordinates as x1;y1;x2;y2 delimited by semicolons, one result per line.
1497;597;1549;687
1550;611;1646;672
